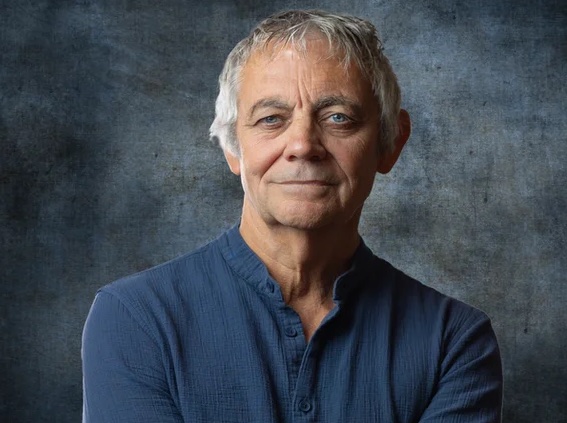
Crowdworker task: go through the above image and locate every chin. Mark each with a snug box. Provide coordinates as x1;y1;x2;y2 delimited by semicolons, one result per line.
275;216;330;231
269;205;345;231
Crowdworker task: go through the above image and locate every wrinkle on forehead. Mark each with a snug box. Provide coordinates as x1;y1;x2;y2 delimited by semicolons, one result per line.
244;38;355;92
255;33;351;71
244;49;350;111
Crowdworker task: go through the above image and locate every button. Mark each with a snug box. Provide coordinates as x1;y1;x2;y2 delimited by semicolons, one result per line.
266;282;275;293
284;327;298;337
298;399;312;413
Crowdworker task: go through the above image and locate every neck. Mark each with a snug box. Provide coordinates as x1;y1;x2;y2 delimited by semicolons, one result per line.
239;206;361;305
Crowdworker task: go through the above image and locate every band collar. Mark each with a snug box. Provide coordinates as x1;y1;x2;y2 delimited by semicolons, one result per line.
219;224;375;302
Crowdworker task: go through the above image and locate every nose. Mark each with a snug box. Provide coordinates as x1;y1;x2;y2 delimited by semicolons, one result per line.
283;116;327;162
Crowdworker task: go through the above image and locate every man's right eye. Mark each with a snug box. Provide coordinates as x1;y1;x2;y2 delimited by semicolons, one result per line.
258;115;280;125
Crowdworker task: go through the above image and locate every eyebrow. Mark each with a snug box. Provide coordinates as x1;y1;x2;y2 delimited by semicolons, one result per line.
246;95;364;120
313;95;363;116
247;98;290;120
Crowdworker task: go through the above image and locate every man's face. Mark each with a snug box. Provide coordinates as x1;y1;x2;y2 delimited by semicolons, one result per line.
225;38;383;231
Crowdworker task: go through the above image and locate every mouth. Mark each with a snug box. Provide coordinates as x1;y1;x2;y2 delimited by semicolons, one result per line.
278;180;334;186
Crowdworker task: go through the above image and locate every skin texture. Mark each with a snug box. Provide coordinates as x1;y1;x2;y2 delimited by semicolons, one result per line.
224;37;410;340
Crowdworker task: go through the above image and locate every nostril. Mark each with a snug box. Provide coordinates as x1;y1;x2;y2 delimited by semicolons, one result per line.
285;148;326;162
284;139;327;161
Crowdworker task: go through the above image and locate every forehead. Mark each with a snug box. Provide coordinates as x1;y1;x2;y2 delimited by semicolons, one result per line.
237;38;374;109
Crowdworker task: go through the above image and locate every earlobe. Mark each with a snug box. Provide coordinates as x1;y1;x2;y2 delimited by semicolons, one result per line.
224;148;241;176
377;109;411;175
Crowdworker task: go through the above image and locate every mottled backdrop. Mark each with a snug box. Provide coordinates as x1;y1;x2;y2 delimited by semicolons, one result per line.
1;0;565;422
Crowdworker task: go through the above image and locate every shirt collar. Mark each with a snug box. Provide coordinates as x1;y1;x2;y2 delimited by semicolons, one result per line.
332;239;375;302
219;224;375;302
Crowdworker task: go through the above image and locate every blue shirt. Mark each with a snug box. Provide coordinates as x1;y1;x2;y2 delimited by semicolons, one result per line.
82;226;502;422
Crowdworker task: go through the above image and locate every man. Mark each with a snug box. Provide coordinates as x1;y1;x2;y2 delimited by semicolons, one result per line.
82;9;503;422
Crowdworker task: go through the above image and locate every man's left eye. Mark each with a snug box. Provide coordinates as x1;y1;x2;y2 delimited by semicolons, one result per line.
329;113;349;123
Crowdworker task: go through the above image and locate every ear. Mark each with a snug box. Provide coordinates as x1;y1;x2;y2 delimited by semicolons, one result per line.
377;109;411;174
223;148;241;176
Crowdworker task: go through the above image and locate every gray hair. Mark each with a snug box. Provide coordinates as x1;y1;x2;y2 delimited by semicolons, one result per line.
209;9;401;156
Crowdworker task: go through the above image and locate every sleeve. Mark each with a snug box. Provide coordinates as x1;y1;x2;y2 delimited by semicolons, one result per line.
419;311;503;423
82;290;183;423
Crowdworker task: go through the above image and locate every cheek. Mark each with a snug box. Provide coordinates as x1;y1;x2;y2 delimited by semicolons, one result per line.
333;138;378;179
240;143;282;179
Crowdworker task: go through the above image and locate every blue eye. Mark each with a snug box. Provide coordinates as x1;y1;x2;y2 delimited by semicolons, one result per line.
261;115;279;124
330;113;348;123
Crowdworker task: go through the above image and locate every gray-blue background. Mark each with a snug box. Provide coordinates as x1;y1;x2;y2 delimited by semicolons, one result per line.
1;0;565;422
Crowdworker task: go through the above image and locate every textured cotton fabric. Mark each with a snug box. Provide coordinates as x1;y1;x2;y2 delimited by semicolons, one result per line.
82;225;502;422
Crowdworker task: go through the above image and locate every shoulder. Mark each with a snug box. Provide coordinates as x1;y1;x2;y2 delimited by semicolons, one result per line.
365;255;493;339
95;231;230;325
361;255;501;397
362;261;503;420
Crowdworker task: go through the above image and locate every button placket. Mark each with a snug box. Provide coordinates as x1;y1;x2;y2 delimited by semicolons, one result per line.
278;307;306;400
291;338;319;421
